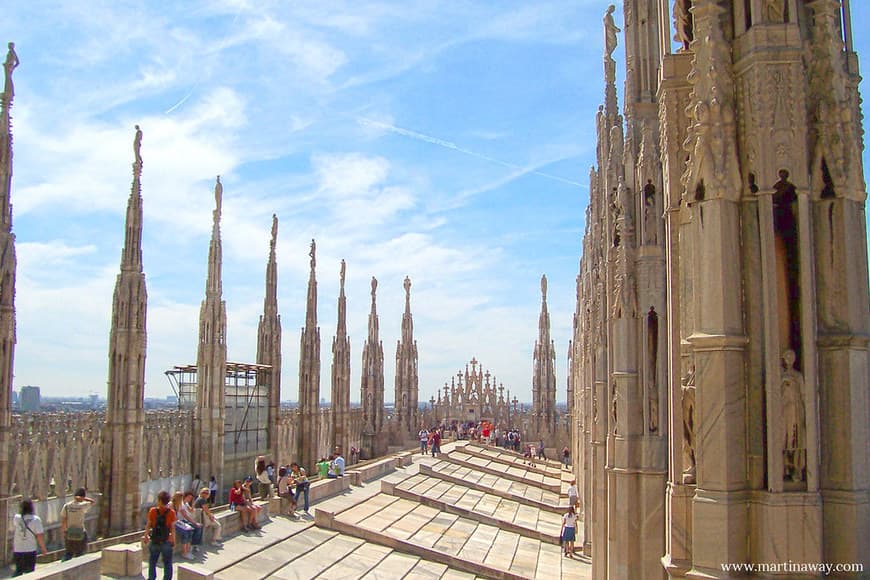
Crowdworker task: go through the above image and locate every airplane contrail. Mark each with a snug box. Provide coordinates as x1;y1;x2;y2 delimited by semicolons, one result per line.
357;117;582;188
165;3;245;115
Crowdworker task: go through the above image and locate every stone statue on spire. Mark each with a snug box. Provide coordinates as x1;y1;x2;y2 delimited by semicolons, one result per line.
214;176;222;217
340;259;346;288
133;125;143;170
371;276;378;300
309;239;316;270
270;214;278;249
3;42;18;99
404;275;411;301
541;274;548;301
604;5;620;58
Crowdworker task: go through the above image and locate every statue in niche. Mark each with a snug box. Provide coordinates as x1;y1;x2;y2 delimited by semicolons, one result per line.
593;393;599;424
781;350;806;482
3;42;19;98
763;0;786;23
610;381;618;435
647;306;659;432
681;363;696;483
673;0;693;51
643;180;658;245
604;5;620;58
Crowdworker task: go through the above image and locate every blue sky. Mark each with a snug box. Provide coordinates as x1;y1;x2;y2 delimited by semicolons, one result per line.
2;1;868;403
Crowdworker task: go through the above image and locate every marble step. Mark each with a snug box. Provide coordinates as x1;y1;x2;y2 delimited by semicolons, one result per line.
318;493;590;579
213;517;480;579
441;450;562;494
419;462;567;515
384;476;564;544
459;441;570;479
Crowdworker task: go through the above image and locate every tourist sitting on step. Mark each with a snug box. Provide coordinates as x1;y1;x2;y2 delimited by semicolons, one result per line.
317;456;331;479
242;478;265;521
181;492;204;552
290;462;311;513
330;451;345;477
171;492;195;560
277;467;297;515
229;480;257;531
194;487;222;544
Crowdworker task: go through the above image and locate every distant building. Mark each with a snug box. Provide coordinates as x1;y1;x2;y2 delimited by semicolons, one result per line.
19;386;41;412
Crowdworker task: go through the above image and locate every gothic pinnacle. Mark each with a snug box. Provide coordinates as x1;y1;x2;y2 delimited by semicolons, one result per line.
121;125;144;273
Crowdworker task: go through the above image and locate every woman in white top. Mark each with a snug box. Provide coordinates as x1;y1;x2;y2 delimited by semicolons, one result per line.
13;499;47;576
560;505;578;558
567;479;579;509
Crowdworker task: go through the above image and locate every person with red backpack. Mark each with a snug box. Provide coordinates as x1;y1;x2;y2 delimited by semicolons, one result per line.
143;491;176;580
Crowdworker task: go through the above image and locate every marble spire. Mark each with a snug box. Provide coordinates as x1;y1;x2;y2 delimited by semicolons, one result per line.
99;125;148;535
532;274;556;436
298;239;321;471
192;176;227;497
394;276;419;438
360;276;385;456
331;259;351;455
257;215;282;460
0;41;18;497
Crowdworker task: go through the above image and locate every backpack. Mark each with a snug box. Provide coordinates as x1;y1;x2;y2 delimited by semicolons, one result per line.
151;507;170;544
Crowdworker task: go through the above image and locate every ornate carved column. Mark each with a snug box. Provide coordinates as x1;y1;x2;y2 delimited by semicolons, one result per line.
99;126;148;535
257;215;282;462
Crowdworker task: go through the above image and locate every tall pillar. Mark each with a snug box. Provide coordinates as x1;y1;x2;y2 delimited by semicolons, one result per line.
532;274;556;438
98;126;148;535
805;0;870;567
257;215;281;461
360;277;384;458
192;177;227;500
394;276;418;440
0;41;18;501
298;240;321;472
330;260;351;456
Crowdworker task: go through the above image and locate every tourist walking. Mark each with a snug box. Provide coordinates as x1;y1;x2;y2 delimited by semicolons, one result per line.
431;429;441;457
568;479;579;510
194;487;222;544
418;427;429;454
563;446;570;469
291;462;310;513
12;499;47;576
143;490;176;580
208;476;218;505
189;474;202;497
60;487;95;561
560;505;578;558
538;440;547;461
